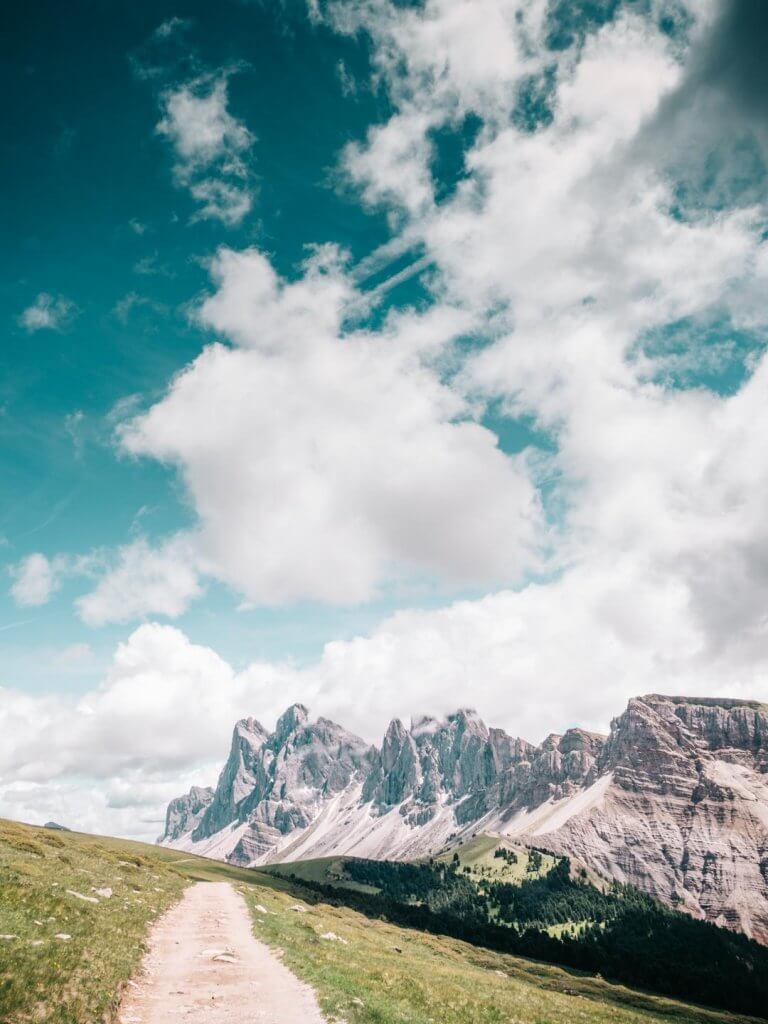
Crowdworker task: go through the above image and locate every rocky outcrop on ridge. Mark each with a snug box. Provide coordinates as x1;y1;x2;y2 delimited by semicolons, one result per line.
185;704;374;865
544;694;768;942
162;785;214;843
161;693;768;942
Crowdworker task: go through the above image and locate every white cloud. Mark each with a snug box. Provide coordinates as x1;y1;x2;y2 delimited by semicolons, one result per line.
153;16;190;40
18;293;77;332
0;624;280;840
9;553;63;607
157;74;255;225
322;0;768;673
60;3;768;656
76;536;203;627
54;643;95;666
2;585;766;840
113;245;544;607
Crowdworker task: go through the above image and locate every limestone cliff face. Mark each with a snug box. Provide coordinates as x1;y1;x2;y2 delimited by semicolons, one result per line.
161;785;214;842
498;727;603;811
540;694;768;942
161;694;768;942
362;709;520;825
174;704;374;865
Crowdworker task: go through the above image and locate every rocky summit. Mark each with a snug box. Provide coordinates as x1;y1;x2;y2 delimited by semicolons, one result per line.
161;694;768;943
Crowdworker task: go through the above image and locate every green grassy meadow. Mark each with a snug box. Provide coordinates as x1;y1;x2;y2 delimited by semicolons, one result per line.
0;817;761;1024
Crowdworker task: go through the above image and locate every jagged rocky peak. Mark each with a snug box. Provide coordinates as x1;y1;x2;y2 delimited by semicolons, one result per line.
184;703;374;859
559;728;605;755
545;693;768;944
161;784;214;842
647;693;768;755
600;693;768;797
272;703;309;746
161;693;768;945
362;717;421;805
496;724;606;812
363;707;522;816
192;717;271;840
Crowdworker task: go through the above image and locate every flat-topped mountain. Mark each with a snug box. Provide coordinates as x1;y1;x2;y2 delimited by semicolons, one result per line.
161;693;768;942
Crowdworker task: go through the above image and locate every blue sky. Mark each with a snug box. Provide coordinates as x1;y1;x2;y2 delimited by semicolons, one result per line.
1;0;431;688
5;0;768;838
1;0;568;692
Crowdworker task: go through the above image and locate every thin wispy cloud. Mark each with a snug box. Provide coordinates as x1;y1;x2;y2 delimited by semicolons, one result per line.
18;293;77;332
157;73;256;225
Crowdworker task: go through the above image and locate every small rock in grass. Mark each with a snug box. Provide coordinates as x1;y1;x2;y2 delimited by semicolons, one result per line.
30;940;45;947
66;889;99;904
0;935;17;940
93;887;113;899
288;904;307;913
54;933;72;941
494;970;507;977
351;997;365;1007
254;904;268;915
320;931;348;945
392;946;402;953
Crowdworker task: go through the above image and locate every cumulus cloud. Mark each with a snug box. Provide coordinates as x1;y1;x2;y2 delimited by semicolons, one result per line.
76;536;203;627
18;293;77;332
321;0;768;671
112;245;544;607
0;625;281;839
9;553;64;607
157;74;256;225
58;1;768;659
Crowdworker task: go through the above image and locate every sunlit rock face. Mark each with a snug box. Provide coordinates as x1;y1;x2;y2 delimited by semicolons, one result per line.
161;694;768;943
544;694;768;943
161;785;214;843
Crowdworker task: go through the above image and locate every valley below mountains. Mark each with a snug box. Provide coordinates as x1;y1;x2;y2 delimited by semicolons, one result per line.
161;693;768;943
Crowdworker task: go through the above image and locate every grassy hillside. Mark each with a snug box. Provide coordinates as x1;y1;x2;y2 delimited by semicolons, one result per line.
266;835;768;1017
433;833;558;881
0;818;187;1023
0;818;762;1024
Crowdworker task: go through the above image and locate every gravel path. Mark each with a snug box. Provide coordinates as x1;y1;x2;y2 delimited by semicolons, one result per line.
118;881;325;1023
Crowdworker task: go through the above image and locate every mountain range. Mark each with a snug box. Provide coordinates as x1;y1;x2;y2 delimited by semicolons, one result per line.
160;693;768;943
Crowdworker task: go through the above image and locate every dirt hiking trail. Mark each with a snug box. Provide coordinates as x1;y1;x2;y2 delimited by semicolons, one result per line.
118;881;326;1023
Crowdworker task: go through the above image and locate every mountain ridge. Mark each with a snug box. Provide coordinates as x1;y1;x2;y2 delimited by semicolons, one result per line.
161;692;768;942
